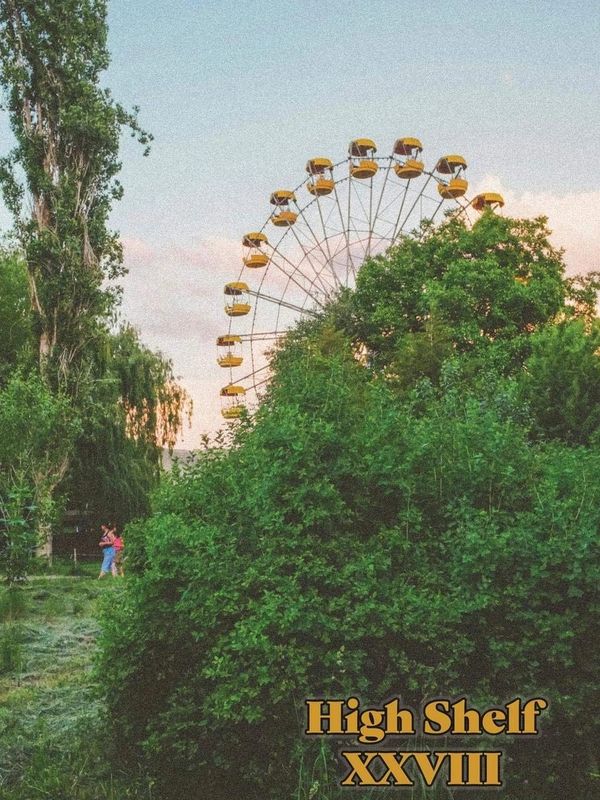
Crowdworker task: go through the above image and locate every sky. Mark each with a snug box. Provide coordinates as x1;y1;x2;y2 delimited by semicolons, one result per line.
1;0;599;445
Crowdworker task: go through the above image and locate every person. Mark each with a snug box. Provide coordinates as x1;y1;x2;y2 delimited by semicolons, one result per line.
98;523;116;579
112;529;125;577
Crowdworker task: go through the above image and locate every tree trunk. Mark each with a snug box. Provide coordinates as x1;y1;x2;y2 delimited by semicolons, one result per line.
35;520;52;559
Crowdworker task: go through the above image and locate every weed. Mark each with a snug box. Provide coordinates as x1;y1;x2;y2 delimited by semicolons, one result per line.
0;587;28;622
0;624;24;675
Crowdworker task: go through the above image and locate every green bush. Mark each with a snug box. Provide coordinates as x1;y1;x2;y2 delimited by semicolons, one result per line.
99;216;600;799
100;360;600;797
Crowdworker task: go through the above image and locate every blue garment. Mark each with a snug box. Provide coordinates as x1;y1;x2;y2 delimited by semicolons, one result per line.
101;545;115;574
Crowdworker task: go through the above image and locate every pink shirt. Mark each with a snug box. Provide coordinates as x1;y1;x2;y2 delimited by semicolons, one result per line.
113;536;124;551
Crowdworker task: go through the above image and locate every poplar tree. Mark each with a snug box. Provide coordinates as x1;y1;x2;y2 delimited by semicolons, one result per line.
0;0;151;391
0;2;189;558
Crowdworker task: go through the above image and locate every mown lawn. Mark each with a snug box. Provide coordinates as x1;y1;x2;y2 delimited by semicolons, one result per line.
0;568;153;799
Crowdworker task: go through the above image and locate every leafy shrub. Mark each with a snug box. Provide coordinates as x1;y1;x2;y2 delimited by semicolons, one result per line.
99;216;600;799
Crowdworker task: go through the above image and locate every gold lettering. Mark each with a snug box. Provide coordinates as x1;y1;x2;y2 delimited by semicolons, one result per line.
305;699;344;735
505;698;522;734
423;700;452;734
522;698;548;734
345;697;360;735
384;699;416;735
358;709;385;743
447;751;467;785
378;752;413;785
452;699;483;734
464;752;482;784
483;751;502;786
481;708;506;734
412;752;447;786
340;752;384;786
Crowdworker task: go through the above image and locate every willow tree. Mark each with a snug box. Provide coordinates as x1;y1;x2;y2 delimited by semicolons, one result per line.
0;1;189;556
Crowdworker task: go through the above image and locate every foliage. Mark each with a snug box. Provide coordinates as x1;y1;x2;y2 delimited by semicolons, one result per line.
0;249;33;379
348;213;566;372
99;214;600;799
0;3;190;560
0;0;151;390
67;325;191;526
521;319;600;445
0;373;78;579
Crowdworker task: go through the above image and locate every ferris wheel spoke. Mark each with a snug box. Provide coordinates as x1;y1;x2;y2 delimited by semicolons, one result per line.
346;166;355;283
235;363;270;386
346;183;372;267
367;174;374;257
294;230;359;298
248;288;321;316
294;197;340;285
418;196;446;240
268;249;331;304
393;173;434;240
313;193;342;289
267;236;333;298
369;156;394;254
287;222;338;295
389;178;414;241
331;176;357;282
274;251;334;317
239;331;280;343
270;217;336;296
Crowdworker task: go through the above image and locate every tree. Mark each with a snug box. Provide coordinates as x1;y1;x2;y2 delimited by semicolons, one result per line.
348;213;566;373
521;320;600;444
0;2;190;556
0;373;77;579
67;325;192;526
0;0;151;392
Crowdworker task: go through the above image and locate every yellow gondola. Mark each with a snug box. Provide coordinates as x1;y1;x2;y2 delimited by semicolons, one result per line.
242;231;268;247
435;155;467;174
244;252;269;268
438;178;468;199
393;137;424;179
222;406;244;419
220;384;246;419
349;138;378;179
306;157;334;196
242;231;269;268
271;190;298;226
216;334;243;368
435;154;468;199
224;282;251;317
472;192;505;211
220;385;245;396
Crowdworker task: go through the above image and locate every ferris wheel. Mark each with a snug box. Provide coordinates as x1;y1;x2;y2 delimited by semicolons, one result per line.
218;136;504;419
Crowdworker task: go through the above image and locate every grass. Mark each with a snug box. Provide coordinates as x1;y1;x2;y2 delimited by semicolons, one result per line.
0;566;154;800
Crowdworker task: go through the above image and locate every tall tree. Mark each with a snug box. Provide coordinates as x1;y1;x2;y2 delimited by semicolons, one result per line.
0;2;189;558
0;0;151;393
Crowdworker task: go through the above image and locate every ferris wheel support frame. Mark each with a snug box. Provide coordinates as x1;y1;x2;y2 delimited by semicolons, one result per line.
218;138;504;418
